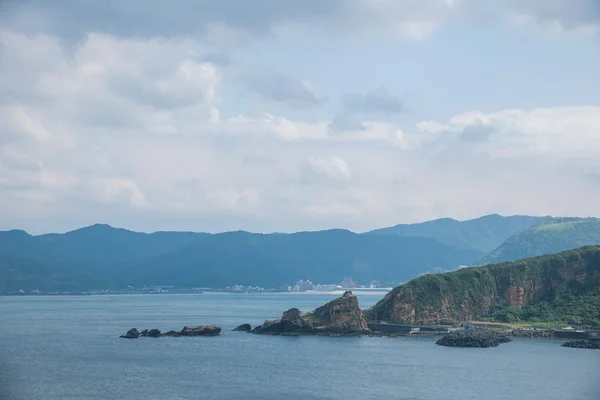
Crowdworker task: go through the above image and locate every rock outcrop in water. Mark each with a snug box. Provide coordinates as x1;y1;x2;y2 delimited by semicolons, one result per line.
180;325;221;336
120;325;221;338
561;340;600;350
436;328;512;348
365;246;600;325
233;324;252;332
120;328;140;339
251;291;370;336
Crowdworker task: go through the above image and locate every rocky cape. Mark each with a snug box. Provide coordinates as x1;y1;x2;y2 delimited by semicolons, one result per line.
251;290;370;336
365;246;600;325
120;325;221;338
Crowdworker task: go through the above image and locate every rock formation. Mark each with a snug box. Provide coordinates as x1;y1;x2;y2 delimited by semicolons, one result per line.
120;325;221;338
365;246;600;325
561;340;600;350
120;328;140;339
436;328;512;348
180;325;221;336
233;324;252;332
251;291;370;336
147;329;162;337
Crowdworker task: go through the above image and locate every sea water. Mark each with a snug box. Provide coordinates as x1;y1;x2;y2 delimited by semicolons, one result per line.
1;293;598;400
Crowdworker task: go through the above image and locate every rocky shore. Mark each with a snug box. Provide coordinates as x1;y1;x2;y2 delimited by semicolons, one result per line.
251;291;371;336
120;325;221;338
436;329;512;348
510;329;554;338
561;340;600;349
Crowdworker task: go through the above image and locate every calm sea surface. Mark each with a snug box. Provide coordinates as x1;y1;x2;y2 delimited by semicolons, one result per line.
1;293;598;400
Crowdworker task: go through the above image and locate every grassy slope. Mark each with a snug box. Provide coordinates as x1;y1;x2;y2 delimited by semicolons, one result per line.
479;217;600;265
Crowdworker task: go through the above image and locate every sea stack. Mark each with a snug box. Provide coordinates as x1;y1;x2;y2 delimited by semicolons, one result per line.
251;290;370;336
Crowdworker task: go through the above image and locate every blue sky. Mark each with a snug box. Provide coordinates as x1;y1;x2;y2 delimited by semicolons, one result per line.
1;0;599;234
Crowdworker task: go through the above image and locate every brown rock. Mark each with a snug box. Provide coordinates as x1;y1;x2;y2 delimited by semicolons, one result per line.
180;325;221;336
251;291;370;336
233;324;252;332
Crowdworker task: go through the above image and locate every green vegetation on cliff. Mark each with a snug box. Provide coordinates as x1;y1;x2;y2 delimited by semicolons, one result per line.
366;246;600;328
479;217;600;265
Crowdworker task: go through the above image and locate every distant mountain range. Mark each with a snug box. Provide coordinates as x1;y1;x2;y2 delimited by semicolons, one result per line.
2;214;600;293
367;214;545;252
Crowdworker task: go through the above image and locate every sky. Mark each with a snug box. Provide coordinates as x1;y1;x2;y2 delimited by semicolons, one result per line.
1;0;600;234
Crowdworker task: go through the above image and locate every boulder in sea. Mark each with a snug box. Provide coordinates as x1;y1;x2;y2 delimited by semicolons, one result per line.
163;330;181;337
180;325;222;336
120;328;140;339
139;329;149;337
251;290;371;336
233;324;252;332
436;328;512;348
147;329;162;338
561;340;600;349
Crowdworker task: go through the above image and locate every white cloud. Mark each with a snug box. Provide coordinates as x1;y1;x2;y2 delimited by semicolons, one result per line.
305;157;352;182
0;1;600;235
418;106;600;158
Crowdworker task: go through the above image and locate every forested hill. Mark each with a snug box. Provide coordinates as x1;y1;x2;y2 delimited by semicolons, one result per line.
365;246;600;327
479;217;600;265
124;230;483;289
367;214;544;252
0;225;483;292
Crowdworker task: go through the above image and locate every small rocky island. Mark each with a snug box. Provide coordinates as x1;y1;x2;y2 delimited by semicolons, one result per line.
233;324;252;332
120;325;221;338
561;340;600;350
436;328;512;348
251;290;370;336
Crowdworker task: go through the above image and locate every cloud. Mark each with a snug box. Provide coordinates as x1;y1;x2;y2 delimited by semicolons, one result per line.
342;87;404;115
417;106;600;158
303;157;352;183
327;115;366;134
0;0;457;41
247;71;325;109
1;1;600;235
506;0;600;33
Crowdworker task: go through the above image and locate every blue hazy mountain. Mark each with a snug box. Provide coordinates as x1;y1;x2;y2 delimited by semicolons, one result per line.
368;214;544;252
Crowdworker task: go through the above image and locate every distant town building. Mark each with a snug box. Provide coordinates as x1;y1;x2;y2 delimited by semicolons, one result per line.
340;277;357;288
314;284;342;291
294;279;314;292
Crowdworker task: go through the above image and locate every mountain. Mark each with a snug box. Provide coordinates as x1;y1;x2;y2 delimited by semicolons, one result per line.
367;214;544;252
126;230;483;289
479;217;600;265
0;224;209;290
0;254;99;293
0;225;483;292
365;246;600;327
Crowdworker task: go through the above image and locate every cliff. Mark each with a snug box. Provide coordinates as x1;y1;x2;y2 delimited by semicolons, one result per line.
365;246;600;326
251;290;370;335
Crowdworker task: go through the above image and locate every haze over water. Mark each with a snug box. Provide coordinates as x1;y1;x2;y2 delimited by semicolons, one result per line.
1;293;598;400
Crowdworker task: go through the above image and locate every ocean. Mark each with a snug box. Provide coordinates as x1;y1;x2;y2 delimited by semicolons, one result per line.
1;293;598;400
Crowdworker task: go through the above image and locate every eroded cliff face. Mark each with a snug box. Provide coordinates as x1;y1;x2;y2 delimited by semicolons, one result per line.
365;246;600;324
251;290;370;335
